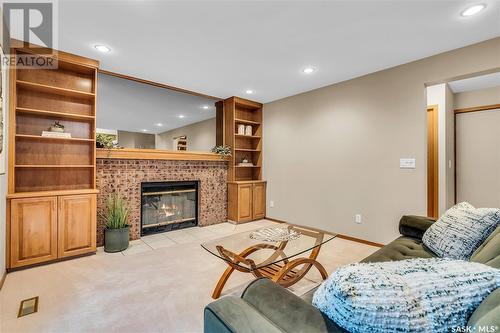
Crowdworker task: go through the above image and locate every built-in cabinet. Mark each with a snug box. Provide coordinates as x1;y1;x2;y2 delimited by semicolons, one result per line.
10;197;58;267
10;194;96;268
222;96;267;223
228;181;266;222
57;194;97;258
7;41;99;269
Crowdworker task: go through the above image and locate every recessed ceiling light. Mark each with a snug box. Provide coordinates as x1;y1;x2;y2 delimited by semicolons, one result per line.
201;105;210;109
302;66;317;74
178;115;185;119
245;89;254;95
94;44;111;53
155;123;163;127
461;4;486;16
141;129;148;132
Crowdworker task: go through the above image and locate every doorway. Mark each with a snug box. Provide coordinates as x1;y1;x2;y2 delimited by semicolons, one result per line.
427;105;439;219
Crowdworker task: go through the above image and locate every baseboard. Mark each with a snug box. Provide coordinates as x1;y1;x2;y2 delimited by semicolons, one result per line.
335;234;384;248
0;270;6;290
265;216;384;248
264;216;286;224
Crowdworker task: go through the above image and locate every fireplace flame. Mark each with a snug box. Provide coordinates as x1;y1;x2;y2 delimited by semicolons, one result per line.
161;204;178;218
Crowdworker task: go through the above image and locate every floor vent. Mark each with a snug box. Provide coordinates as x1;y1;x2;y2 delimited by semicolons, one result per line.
18;297;39;317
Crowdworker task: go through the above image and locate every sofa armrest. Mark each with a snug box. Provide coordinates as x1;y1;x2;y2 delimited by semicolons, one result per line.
241;278;345;333
399;215;435;239
204;295;284;333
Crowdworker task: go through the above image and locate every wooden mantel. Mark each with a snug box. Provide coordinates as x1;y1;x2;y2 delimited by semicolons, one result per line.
96;148;227;162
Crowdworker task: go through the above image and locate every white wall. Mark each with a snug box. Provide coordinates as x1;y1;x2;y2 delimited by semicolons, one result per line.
454;86;500;109
156;118;216;152
263;38;499;244
117;130;156;149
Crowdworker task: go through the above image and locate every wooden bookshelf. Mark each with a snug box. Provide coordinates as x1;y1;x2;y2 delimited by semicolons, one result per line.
222;96;266;222
7;44;99;269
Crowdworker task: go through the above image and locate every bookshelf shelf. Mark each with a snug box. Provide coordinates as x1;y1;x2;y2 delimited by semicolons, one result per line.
17;80;96;100
16;107;95;120
15;134;94;142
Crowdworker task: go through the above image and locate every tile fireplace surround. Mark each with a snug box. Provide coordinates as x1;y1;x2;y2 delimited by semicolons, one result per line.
96;157;228;246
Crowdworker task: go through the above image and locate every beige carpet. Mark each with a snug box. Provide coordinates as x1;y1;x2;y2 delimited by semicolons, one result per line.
0;220;378;333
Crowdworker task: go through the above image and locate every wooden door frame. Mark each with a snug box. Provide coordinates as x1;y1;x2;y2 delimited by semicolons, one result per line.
453;103;500;204
427;105;439;219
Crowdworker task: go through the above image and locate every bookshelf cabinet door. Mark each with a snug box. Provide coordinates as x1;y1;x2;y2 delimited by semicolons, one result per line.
252;182;266;220
237;184;254;222
58;194;96;258
10;197;58;268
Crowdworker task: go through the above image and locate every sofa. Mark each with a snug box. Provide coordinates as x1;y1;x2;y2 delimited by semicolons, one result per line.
204;215;500;333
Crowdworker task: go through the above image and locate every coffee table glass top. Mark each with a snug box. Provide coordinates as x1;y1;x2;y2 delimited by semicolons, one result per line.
201;224;336;270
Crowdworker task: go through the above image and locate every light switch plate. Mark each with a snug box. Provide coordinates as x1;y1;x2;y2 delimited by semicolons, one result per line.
400;158;416;169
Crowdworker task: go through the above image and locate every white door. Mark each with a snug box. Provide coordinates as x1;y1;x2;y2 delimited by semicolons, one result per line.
456;109;500;208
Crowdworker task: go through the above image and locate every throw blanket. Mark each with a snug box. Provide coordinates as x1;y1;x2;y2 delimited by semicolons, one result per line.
312;258;500;333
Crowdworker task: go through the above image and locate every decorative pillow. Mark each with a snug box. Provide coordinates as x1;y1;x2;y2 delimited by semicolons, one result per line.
422;202;500;260
312;258;500;333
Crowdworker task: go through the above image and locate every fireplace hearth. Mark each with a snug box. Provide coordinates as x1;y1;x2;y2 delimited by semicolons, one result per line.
141;181;199;235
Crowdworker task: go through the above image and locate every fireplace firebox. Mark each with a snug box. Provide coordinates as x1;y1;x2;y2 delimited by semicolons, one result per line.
141;181;199;235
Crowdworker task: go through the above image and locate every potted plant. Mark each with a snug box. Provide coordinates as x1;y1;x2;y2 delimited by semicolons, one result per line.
211;145;232;159
96;133;115;149
103;194;130;253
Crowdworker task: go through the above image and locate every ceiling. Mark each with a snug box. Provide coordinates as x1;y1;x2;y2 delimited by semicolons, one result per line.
448;71;500;93
97;73;216;134
23;1;500;102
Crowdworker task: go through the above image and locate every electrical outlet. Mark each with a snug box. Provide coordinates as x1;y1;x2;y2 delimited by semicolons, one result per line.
355;214;362;224
270;201;275;208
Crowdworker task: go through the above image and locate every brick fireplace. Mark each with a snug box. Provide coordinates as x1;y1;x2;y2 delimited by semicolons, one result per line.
96;158;227;246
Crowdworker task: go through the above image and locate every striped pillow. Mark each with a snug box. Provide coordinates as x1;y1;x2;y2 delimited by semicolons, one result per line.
422;202;500;260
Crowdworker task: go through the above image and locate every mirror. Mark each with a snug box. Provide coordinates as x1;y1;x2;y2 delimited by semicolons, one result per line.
96;73;219;152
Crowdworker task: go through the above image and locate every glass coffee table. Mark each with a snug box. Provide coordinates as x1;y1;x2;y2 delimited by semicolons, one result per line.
202;224;336;299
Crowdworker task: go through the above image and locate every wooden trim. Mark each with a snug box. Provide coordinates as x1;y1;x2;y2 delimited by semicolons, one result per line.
96;148;228;161
0;270;6;290
335;234;384;248
7;189;99;199
10;39;99;68
264;217;384;248
233;96;263;109
454;104;500;114
427;105;439;219
98;69;221;101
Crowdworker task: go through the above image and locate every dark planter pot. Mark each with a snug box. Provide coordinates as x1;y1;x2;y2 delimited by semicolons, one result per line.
104;226;130;253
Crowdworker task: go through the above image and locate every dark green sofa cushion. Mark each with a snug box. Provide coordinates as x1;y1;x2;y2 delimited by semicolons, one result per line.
471;226;500;268
204;294;284;333
467;288;500;329
361;236;434;263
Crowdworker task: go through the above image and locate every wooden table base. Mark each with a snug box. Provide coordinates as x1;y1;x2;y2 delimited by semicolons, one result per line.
211;227;329;299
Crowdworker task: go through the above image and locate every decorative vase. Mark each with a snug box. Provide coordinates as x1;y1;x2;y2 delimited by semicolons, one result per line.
245;125;252;136
104;226;130;252
49;126;64;133
238;124;245;135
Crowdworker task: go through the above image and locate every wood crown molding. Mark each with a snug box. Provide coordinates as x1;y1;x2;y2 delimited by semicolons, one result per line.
98;69;221;101
455;103;500;114
96;148;228;162
9;39;99;68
